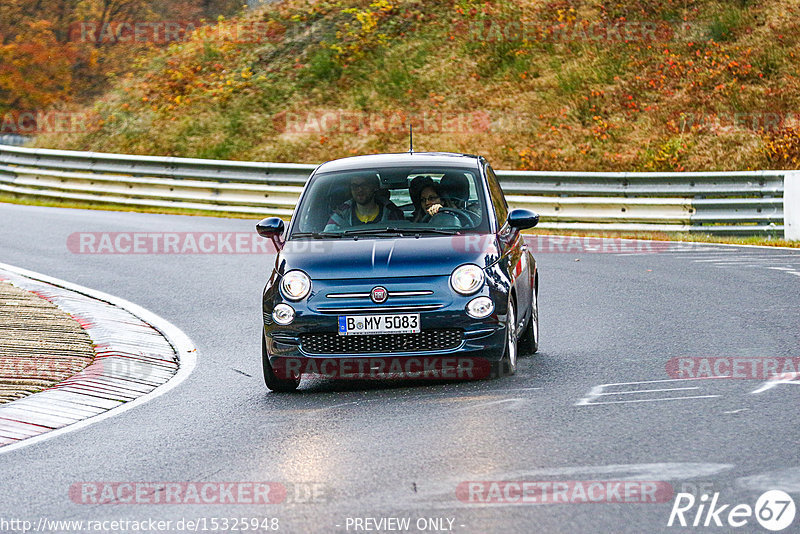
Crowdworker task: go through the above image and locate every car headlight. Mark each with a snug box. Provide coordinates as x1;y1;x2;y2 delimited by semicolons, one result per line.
280;270;311;301
450;264;485;295
272;303;295;325
466;297;494;319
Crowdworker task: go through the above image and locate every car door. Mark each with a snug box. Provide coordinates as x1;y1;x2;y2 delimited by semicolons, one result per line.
485;163;532;324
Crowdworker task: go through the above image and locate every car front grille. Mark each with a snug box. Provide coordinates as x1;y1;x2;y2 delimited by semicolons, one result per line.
300;329;463;354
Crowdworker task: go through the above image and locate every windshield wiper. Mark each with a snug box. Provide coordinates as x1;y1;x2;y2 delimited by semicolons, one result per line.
409;228;462;235
341;227;462;236
340;227;406;236
291;232;345;239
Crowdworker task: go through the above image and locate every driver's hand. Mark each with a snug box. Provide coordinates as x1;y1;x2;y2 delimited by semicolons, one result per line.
426;203;443;216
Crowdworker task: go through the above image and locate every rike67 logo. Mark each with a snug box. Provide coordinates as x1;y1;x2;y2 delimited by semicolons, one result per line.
668;490;796;531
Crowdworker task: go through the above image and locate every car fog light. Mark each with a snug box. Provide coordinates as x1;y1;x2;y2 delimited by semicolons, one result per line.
466;296;494;319
272;304;296;325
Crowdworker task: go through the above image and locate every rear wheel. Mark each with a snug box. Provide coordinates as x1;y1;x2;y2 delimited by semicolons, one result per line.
262;335;300;392
519;287;539;355
492;300;518;378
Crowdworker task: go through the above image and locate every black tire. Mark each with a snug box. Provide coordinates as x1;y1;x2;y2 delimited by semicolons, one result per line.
262;335;300;392
491;299;518;378
519;287;539;355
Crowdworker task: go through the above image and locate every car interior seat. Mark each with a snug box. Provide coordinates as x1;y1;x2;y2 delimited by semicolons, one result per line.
304;180;352;232
440;172;470;208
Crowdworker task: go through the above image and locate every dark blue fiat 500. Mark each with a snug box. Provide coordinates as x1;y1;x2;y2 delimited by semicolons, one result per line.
256;152;539;391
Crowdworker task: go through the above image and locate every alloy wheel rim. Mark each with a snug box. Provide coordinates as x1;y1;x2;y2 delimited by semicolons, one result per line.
507;301;517;371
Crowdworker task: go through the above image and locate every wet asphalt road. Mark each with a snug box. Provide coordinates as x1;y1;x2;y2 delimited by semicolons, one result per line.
0;202;798;534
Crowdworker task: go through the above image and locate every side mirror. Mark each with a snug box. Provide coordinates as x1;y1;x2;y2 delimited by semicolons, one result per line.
256;217;285;238
507;209;539;231
256;217;286;252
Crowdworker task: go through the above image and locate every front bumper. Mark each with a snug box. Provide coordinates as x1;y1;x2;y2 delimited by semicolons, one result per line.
262;274;509;375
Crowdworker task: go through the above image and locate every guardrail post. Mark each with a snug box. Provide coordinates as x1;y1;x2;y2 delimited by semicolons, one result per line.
785;171;800;241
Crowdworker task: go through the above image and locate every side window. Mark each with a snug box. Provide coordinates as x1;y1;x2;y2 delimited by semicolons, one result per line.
485;165;508;225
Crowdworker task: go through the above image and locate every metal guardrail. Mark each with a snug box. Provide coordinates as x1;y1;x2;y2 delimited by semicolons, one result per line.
499;170;786;234
0;144;792;236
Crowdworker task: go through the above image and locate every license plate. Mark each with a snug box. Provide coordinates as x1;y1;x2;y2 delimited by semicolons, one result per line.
338;314;420;335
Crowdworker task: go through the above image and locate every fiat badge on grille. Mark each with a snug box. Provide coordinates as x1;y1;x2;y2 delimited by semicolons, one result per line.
370;286;388;303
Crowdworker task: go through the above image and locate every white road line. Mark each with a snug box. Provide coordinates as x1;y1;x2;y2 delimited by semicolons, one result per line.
751;373;800;394
543;236;799;253
579;395;720;405
737;467;800;493
708;263;800;267
652;254;731;260
701;263;800;267
587;377;729;387
595;387;699;395
576;377;727;406
673;242;800;251
693;256;800;262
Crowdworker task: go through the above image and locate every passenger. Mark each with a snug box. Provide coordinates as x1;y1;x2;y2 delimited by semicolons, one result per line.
324;174;403;231
409;176;453;222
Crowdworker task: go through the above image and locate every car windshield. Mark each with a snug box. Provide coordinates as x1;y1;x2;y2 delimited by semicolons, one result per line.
289;165;488;238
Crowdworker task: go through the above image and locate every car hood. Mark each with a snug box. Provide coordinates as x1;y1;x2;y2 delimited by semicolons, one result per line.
276;235;500;279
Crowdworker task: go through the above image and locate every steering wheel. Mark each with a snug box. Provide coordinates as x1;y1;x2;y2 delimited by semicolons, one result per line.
423;207;477;228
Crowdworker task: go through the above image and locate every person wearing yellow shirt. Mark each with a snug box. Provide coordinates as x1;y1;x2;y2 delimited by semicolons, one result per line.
324;174;404;230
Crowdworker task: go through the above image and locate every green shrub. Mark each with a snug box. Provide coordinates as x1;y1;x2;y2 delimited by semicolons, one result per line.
708;7;744;42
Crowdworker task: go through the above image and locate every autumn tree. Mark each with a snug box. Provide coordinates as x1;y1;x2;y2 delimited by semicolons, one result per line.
0;20;76;113
0;0;245;115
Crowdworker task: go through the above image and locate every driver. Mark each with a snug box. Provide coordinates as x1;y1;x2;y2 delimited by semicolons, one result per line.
420;184;447;218
408;176;444;222
409;176;454;223
324;174;403;231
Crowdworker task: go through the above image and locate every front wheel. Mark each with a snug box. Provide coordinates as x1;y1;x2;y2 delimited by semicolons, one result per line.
262;335;300;392
492;300;518;378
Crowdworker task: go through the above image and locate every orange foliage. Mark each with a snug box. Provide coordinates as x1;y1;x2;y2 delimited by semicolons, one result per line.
762;126;800;168
0;0;243;115
0;20;76;111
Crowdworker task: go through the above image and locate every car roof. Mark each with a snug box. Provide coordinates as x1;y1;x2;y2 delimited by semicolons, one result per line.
315;152;483;173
